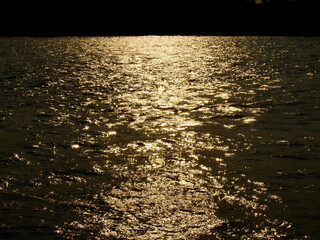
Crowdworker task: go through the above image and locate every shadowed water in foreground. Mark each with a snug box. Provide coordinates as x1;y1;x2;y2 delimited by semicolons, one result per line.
0;36;319;239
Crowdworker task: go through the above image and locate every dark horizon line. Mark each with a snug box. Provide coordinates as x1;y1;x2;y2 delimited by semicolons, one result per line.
2;32;320;38
2;23;320;38
1;0;320;38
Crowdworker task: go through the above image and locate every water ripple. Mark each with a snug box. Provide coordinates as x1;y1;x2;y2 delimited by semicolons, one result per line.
1;36;319;239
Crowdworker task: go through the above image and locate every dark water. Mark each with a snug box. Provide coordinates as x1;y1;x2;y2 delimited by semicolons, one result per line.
0;36;319;239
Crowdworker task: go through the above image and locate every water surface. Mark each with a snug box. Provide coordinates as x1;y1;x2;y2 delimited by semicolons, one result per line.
0;36;320;239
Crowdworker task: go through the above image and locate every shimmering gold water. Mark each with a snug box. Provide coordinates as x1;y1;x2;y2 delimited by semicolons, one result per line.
0;36;320;239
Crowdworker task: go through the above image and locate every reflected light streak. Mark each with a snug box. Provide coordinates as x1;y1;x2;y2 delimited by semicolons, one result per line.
50;37;289;239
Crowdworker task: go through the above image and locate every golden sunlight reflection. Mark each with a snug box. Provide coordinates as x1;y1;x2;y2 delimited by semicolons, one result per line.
52;37;290;239
71;144;80;149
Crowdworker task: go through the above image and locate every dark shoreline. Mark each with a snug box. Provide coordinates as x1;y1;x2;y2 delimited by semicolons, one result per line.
2;33;320;38
1;0;320;37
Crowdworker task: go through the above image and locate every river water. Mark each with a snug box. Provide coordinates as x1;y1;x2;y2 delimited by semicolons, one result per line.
0;36;319;239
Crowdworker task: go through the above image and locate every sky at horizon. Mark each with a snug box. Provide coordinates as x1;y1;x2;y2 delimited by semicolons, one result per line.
1;0;319;36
